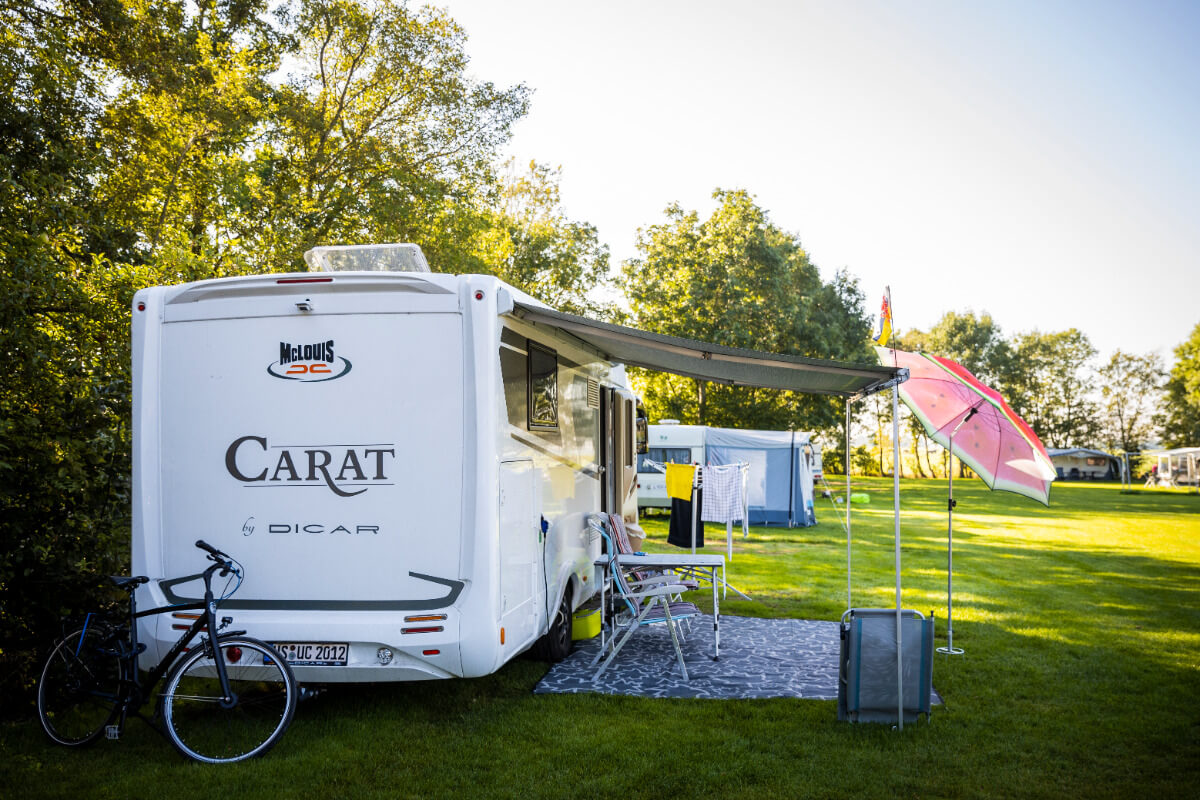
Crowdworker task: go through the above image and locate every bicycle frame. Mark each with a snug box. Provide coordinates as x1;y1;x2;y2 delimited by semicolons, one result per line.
114;560;244;730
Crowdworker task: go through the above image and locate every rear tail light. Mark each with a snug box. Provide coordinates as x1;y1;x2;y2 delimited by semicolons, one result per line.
171;612;204;632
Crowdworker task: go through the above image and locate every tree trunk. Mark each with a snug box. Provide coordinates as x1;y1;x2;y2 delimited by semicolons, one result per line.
911;435;927;478
695;378;706;425
876;397;885;476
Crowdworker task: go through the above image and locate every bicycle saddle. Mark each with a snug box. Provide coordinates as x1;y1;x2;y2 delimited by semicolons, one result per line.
109;575;150;589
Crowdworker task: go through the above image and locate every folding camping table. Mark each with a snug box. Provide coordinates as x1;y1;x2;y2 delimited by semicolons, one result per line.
593;552;726;660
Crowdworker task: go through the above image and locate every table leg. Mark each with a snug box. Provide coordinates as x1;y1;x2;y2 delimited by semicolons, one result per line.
712;566;720;660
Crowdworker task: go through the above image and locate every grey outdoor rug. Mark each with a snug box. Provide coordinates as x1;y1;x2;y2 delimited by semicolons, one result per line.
534;615;943;702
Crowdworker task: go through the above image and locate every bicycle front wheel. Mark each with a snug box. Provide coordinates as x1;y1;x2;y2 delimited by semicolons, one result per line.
37;626;124;746
161;636;297;763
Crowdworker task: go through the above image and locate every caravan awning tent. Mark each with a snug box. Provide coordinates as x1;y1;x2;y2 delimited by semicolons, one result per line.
705;428;817;526
508;302;903;397
506;294;914;726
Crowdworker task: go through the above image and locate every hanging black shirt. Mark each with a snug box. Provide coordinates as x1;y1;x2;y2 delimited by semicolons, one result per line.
667;489;705;548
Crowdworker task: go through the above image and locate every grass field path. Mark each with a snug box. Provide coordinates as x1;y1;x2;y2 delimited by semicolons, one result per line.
3;480;1197;798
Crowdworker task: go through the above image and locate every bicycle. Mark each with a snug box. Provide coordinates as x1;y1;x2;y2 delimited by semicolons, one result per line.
36;540;299;764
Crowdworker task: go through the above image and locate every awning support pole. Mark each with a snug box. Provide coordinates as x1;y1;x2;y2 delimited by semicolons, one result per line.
846;397;852;612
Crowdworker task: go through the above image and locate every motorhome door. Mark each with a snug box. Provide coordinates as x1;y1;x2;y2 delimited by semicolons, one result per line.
599;387;637;515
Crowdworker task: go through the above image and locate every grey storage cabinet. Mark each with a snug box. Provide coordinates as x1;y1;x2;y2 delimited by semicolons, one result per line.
838;608;934;724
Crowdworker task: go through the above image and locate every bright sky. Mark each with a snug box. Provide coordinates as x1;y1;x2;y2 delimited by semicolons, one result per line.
438;0;1199;363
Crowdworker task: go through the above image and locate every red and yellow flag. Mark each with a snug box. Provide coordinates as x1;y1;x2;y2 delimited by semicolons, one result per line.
873;291;893;346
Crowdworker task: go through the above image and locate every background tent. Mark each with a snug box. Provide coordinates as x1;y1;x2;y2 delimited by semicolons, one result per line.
706;427;815;527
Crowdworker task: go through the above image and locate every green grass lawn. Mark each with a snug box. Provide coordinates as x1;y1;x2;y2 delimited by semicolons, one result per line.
3;479;1198;798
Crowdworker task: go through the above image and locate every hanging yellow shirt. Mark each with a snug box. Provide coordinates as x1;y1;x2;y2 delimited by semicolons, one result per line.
665;463;696;501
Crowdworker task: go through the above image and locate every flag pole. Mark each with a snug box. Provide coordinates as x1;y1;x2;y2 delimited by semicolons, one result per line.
870;285;905;729
887;286;904;730
893;370;904;730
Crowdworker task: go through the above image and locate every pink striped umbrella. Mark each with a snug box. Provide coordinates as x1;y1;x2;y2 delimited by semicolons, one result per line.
876;346;1056;504
876;345;1056;655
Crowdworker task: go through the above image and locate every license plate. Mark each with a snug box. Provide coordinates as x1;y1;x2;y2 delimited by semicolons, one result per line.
268;642;349;666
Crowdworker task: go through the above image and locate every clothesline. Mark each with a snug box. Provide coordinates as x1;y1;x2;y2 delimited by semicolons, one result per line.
647;460;751;560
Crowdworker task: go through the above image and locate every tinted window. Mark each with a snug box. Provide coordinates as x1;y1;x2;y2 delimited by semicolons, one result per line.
528;343;558;429
499;345;527;428
637;447;692;472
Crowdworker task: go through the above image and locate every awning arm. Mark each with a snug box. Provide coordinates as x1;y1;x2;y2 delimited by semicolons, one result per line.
854;369;910;400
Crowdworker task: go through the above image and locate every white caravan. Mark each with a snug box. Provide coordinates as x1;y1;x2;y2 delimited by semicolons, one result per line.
131;244;902;685
638;424;823;511
131;247;643;683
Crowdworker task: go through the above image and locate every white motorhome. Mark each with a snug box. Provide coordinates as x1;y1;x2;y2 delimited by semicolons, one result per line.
130;244;902;684
131;246;642;683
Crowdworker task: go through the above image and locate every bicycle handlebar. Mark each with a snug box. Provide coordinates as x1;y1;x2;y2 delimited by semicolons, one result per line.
195;539;224;557
195;539;238;577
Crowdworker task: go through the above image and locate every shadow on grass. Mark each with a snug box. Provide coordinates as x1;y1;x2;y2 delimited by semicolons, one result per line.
3;480;1198;798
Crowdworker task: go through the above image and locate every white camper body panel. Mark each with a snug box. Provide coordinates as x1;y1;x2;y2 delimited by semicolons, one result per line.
131;272;634;683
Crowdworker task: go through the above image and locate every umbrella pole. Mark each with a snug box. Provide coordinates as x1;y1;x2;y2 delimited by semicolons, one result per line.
938;434;965;656
937;405;978;656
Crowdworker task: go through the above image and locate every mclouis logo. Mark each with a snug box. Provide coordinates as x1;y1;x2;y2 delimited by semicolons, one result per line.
267;340;352;382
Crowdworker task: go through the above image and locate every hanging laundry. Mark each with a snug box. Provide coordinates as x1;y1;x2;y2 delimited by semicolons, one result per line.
664;463;696;501
701;463;744;523
667;490;704;548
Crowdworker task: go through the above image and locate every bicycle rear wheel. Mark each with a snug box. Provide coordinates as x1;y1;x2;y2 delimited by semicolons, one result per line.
161;636;297;763
37;626;124;746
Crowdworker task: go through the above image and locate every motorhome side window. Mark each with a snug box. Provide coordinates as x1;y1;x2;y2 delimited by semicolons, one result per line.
527;342;558;430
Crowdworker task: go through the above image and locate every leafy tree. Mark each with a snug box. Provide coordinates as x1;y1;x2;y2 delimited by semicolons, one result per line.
897;311;1015;476
850;444;878;476
1097;350;1165;452
0;0;135;693
243;0;530;273
90;0;281;266
925;310;1014;388
1;0;605;701
622;189;872;432
470;160;613;316
1159;323;1200;447
1006;329;1099;448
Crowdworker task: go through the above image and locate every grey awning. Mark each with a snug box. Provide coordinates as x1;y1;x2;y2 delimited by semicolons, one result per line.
509;302;905;398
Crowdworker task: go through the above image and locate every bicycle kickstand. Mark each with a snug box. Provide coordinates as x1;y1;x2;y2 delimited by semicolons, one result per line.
107;704;129;740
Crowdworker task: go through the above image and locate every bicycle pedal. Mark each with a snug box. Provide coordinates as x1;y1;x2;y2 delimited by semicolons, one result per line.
105;725;120;740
